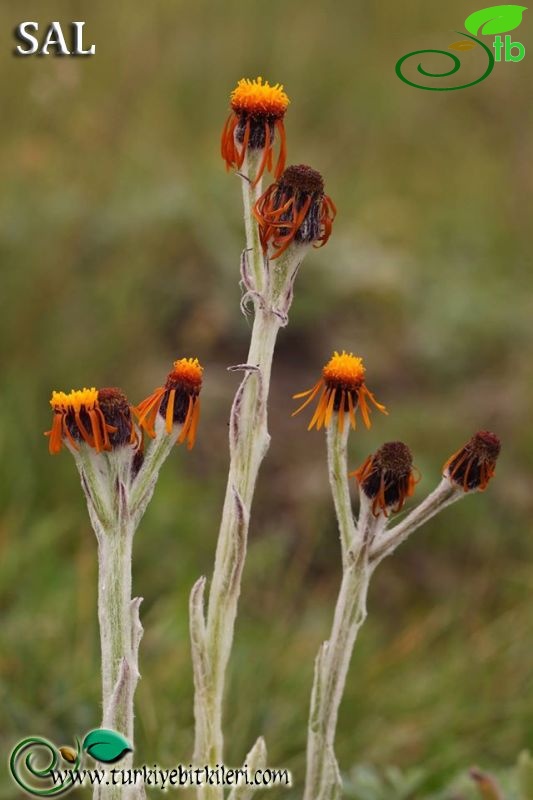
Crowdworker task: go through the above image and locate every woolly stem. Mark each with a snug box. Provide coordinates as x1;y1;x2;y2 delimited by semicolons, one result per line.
129;419;179;525
93;524;144;800
370;478;460;565
192;306;280;799
74;447;144;800
326;422;358;565
191;149;303;800
304;424;381;800
305;459;465;799
240;150;266;296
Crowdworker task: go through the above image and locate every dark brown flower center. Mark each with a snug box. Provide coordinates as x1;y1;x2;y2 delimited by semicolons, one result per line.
372;441;413;476
358;442;414;511
97;388;133;447
469;431;501;462
279;164;324;195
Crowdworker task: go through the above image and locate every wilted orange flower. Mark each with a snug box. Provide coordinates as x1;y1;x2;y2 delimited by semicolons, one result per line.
221;77;289;186
292;351;387;432
254;164;336;258
46;387;137;455
443;430;501;492
352;441;418;516
135;358;203;450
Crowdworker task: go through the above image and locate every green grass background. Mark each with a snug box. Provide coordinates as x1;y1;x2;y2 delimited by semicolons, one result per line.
0;0;532;797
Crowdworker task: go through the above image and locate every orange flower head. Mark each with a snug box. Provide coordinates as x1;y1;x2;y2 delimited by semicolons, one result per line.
46;387;137;455
221;77;289;186
351;441;418;516
443;430;501;492
292;351;387;432
230;77;289;117
254;165;336;259
134;357;203;450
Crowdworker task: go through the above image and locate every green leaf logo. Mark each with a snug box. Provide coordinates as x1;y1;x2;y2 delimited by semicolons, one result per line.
465;5;527;36
82;729;132;764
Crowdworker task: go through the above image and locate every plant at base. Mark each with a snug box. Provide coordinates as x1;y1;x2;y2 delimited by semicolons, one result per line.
46;361;203;799
293;350;501;800
189;77;336;800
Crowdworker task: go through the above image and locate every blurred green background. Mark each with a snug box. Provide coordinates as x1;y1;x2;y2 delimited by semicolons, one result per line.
0;0;531;797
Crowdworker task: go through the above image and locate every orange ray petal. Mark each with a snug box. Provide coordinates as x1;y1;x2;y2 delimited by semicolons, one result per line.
366;388;388;414
187;397;201;450
292;380;323;415
236;119;251;169
274;119;287;179
307;388;329;431
324;386;337;427
358;391;372;429
95;407;112;450
338;390;345;433
46;414;63;454
75;411;95;448
165;389;176;435
88;409;104;452
252;121;271;187
177;396;194;445
347;392;357;429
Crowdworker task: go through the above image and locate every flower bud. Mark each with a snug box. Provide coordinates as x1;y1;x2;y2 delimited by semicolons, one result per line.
135;357;203;450
443;430;501;492
221;77;289;185
352;441;417;516
254;164;336;259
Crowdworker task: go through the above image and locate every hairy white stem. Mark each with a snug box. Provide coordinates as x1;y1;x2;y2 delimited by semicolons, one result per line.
370;477;461;565
90;493;144;799
326;423;358;564
191;147;276;799
305;559;371;800
357;492;388;554
239;150;266;296
190;576;210;765
193;306;280;794
306;458;467;799
97;527;137;735
93;526;144;800
73;436;183;800
305;423;384;800
191;150;309;799
129;417;184;524
227;737;268;800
